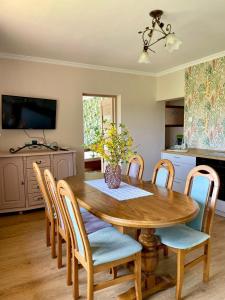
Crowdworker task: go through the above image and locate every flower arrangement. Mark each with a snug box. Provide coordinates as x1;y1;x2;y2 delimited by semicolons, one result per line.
85;122;134;166
84;122;135;188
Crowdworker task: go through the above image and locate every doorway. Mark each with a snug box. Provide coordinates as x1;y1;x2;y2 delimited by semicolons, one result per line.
165;98;184;149
82;94;117;172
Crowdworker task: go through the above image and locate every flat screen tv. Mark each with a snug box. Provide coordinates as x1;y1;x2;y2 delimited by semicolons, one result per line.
2;95;57;129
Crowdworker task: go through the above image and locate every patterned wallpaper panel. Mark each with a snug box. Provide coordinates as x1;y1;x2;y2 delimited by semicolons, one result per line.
184;56;225;149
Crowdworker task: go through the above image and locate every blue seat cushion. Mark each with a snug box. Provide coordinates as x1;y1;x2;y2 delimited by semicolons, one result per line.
156;224;209;250
128;162;140;178
186;175;210;231
80;207;88;213
82;211;111;234
155;167;169;188
88;227;142;266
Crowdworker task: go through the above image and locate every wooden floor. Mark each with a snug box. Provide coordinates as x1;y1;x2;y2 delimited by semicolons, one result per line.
0;210;225;300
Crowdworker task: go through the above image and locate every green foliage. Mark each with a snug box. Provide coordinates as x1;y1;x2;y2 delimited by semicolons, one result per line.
83;97;101;146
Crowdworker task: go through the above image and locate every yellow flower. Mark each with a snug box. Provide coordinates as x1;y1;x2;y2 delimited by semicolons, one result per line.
84;122;136;165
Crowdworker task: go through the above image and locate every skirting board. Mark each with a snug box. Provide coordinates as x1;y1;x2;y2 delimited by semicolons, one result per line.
216;199;225;218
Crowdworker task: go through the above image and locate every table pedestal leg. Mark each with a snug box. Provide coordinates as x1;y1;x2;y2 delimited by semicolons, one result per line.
117;228;175;300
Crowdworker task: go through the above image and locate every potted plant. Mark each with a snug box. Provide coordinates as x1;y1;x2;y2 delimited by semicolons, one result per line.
85;122;134;189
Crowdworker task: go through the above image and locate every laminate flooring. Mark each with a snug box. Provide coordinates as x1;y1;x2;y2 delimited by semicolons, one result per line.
0;210;224;300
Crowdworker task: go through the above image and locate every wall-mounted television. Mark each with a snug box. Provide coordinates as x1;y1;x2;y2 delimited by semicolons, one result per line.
2;95;57;129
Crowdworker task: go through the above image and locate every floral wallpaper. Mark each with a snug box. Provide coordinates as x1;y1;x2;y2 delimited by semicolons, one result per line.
184;56;225;149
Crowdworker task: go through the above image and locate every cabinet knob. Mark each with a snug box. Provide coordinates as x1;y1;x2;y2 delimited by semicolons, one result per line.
21;181;25;185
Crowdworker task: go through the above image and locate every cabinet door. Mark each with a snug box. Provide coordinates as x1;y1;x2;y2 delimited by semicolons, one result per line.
0;157;26;210
53;154;74;180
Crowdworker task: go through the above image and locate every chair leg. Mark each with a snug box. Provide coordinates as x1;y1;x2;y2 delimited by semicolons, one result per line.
176;250;185;300
67;238;72;286
46;217;50;247
110;267;117;279
203;240;211;283
87;268;94;300
73;257;79;300
163;245;169;257
134;252;142;300
51;221;56;258
57;231;62;269
136;228;141;240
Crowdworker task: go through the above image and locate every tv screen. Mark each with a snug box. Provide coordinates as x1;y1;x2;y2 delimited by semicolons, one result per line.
2;95;57;129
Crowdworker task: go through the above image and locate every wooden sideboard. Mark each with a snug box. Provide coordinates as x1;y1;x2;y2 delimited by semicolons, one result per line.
0;150;76;213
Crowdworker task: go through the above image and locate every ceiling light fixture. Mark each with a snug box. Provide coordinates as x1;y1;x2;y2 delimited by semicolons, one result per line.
138;10;182;63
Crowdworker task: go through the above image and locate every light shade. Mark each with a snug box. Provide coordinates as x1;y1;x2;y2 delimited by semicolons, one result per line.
165;33;182;53
138;50;150;63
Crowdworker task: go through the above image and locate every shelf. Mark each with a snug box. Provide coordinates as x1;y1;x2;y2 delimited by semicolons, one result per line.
165;125;184;127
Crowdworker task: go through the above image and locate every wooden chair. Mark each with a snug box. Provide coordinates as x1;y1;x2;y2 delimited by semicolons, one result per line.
57;179;143;300
44;168;112;286
156;165;220;300
152;159;175;190
152;159;175;256
33;162;56;258
44;168;72;285
126;154;144;180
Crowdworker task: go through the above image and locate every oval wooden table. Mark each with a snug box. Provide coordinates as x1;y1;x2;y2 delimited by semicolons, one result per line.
65;172;199;299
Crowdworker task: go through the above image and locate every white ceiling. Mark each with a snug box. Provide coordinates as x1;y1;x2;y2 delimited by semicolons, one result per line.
0;0;225;74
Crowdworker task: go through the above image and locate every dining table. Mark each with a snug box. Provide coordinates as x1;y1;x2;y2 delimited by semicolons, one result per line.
65;172;199;300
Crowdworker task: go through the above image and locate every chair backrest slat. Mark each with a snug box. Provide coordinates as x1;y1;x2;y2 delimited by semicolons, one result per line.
184;165;220;234
126;154;144;180
44;169;65;231
152;159;175;190
33;162;53;218
57;180;92;263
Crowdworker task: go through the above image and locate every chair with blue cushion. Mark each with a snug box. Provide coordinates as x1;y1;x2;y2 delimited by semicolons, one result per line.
151;159;175;256
33;163;57;259
44;169;111;286
126;154;144;180
156;165;220;300
57;179;143;300
152;159;175;190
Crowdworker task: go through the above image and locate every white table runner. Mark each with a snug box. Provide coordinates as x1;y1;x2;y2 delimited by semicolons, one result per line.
85;179;153;201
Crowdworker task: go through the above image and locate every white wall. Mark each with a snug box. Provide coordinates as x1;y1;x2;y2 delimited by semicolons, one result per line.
0;58;165;179
156;69;185;101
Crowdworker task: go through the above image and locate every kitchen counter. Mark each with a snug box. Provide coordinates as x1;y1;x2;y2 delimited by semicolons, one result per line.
162;148;225;161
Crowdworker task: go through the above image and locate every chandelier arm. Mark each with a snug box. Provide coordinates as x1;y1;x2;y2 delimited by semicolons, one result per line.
141;30;150;46
144;19;157;46
148;35;167;48
153;28;168;35
155;17;173;35
141;24;171;47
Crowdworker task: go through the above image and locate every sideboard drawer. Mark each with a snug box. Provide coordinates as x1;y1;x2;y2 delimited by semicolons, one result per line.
26;155;50;169
173;163;194;180
26;167;46;181
173;179;186;193
161;152;196;166
27;180;41;194
28;193;44;207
